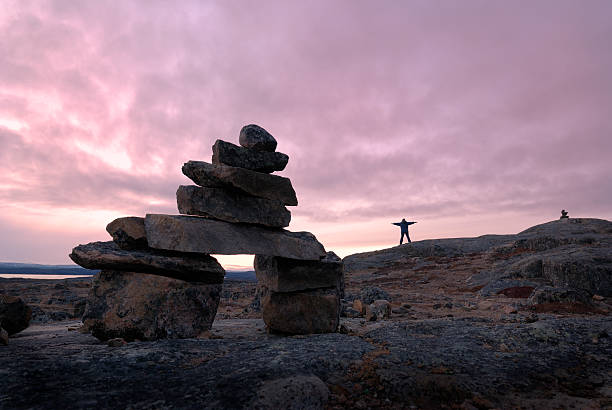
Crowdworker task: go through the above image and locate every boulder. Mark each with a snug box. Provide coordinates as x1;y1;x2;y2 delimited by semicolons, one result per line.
212;140;288;173
0;295;31;335
0;327;7;346
182;161;297;206
176;185;291;228
365;300;391;321
262;287;340;334
106;216;148;250
69;241;225;283
239;124;277;152
82;270;221;341
145;214;326;260
359;286;391;304
254;252;343;292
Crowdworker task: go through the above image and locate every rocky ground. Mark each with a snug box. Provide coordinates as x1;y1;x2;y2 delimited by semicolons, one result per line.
1;218;611;409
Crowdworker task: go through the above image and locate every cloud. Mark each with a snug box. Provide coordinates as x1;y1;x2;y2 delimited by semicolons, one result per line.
1;0;611;263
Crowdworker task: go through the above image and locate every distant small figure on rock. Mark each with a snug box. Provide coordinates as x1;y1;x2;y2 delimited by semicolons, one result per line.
392;218;417;245
560;209;569;219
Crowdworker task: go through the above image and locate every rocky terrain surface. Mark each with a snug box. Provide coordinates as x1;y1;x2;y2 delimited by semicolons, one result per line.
1;218;611;409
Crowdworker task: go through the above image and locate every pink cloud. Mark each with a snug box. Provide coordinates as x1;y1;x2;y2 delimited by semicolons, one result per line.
1;0;611;265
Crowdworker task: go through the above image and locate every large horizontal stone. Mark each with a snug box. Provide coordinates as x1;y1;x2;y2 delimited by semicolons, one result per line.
106;216;148;250
239;124;277;152
177;185;291;228
262;287;340;334
182;161;298;206
212;140;288;173
69;241;225;283
83;270;221;341
254;252;343;292
145;214;326;260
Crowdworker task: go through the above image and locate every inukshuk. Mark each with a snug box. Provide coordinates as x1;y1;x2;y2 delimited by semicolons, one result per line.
70;124;343;341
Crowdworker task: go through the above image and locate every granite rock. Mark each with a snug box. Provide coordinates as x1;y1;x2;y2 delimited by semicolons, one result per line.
145;214;326;260
239;124;277;152
70;241;225;283
250;375;330;409
177;185;291;228
182;161;297;206
262;287;340;334
365;300;391;321
106;216;148;250
254;252;343;292
0;294;31;335
212;139;288;173
83;270;221;341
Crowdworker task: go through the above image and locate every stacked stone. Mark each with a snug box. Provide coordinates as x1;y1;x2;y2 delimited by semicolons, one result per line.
70;124;344;340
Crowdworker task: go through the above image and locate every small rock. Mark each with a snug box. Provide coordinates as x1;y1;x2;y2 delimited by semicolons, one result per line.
352;299;365;315
0;327;8;346
365;300;391;321
593;294;604;301
239;124;277;152
342;307;361;318
503;305;518;314
107;338;127;347
106;216;148;250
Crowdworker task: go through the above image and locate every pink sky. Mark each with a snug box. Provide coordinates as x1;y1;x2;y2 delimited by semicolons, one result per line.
1;1;611;268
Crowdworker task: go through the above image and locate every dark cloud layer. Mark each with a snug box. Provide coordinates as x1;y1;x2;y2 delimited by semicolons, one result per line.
1;0;611;263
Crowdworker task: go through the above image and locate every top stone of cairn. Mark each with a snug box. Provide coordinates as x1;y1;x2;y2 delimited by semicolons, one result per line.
239;124;277;152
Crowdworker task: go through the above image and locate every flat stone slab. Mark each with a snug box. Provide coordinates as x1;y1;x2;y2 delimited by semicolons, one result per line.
83;270;221;341
69;241;225;283
177;185;291;228
145;214;326;260
106;216;148;250
212;139;288;173
254;252;343;292
262;287;340;334
182;161;298;206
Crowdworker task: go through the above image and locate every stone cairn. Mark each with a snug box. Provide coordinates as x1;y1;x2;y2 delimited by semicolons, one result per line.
70;124;343;341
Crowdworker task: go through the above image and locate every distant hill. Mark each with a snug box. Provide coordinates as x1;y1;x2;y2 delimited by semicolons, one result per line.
0;262;98;276
0;261;256;281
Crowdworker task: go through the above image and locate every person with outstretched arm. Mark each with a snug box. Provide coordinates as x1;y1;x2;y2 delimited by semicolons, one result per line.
392;218;417;245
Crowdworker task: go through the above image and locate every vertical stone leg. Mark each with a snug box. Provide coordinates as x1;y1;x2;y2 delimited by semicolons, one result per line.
83;270;223;341
254;252;343;335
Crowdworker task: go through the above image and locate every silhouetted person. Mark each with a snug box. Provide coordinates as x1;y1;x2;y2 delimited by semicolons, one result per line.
392;218;417;245
560;209;569;219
